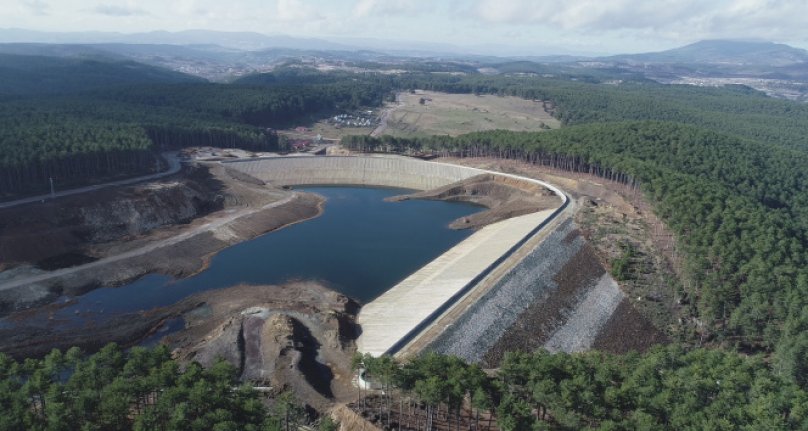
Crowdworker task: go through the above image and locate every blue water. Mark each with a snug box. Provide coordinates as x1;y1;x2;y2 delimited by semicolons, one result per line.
9;186;482;329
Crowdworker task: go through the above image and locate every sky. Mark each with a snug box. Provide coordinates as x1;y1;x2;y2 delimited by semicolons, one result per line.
3;0;808;55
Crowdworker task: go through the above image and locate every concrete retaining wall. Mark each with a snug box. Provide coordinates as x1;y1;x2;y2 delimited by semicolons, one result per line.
224;156;483;190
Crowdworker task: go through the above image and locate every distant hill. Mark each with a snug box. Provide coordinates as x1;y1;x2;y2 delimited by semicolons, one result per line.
0;28;355;52
608;40;808;66
0;53;204;96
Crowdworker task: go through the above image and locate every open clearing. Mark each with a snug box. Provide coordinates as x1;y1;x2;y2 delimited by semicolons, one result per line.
380;91;560;138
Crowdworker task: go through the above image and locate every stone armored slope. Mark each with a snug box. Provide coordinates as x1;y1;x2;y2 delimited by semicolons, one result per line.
426;219;626;364
224;155;481;190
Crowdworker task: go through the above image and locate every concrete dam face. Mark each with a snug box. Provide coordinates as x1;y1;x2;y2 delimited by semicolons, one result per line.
223;155;485;190
226;155;574;358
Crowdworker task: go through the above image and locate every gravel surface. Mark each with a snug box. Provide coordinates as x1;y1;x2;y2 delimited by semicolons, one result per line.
481;242;605;366
426;219;583;362
543;274;624;353
427;218;631;363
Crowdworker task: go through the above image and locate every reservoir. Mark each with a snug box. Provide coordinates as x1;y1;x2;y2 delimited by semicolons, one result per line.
5;186;483;329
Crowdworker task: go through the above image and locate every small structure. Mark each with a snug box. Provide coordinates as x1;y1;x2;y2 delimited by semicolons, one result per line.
290;139;312;151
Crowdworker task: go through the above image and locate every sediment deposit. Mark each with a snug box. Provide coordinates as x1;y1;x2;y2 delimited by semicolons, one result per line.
388;173;561;229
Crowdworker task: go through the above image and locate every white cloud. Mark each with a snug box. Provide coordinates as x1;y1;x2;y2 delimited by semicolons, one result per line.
352;0;431;18
20;0;50;16
471;0;808;43
3;0;808;53
275;0;321;21
93;4;151;17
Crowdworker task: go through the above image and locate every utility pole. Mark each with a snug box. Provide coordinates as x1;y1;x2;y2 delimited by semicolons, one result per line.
49;177;55;199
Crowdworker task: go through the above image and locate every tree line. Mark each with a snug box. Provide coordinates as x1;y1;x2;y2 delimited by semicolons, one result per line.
355;346;808;430
0;344;339;431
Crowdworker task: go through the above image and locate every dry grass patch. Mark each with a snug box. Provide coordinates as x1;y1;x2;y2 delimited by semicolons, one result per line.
382;91;560;138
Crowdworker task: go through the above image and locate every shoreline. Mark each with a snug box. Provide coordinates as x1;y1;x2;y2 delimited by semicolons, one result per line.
0;190;325;316
193;193;327;277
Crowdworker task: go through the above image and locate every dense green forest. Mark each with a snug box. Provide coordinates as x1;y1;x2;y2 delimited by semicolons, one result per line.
0;54;203;97
4;343;804;431
0;68;392;197
355;348;808;430
0;344;334;431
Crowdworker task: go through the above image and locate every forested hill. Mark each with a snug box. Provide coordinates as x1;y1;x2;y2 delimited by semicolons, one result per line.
0;67;394;199
5;62;808;199
0;53;204;96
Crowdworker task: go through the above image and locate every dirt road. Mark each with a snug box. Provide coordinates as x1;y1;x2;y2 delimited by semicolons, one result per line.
0;152;182;210
370;93;402;137
0;192;297;292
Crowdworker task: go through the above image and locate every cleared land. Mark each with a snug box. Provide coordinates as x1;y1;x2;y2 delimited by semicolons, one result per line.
380;91;560;138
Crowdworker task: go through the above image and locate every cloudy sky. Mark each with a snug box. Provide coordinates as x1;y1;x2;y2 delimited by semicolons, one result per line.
4;0;808;54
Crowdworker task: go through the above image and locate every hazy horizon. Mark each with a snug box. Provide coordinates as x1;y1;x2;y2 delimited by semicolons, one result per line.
3;0;808;56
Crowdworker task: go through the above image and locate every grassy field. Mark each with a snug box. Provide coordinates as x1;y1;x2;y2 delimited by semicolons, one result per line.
381;91;560;138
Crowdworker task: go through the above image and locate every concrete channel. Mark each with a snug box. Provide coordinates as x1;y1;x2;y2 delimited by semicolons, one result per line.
225;155;569;357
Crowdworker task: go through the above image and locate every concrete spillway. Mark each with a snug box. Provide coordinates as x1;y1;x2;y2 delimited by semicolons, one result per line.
226;155;568;357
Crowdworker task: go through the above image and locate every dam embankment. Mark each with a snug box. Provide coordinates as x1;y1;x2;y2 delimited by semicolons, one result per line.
226;155;568;357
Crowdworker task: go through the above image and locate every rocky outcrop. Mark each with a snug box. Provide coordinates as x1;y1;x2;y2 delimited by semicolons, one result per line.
168;282;359;411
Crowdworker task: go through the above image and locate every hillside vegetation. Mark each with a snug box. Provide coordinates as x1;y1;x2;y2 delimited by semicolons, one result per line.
345;122;808;365
342;73;808;396
351;349;808;430
0;67;391;198
0;344;317;431
0;54;203;96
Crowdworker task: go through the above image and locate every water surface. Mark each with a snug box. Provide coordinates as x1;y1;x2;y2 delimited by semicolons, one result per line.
6;186;483;329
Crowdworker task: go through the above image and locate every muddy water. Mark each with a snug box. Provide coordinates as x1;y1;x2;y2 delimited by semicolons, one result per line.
4;186;482;330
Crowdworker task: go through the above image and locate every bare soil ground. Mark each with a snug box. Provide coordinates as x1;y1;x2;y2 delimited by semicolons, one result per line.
0;281;360;412
381;91;560;138
387;174;561;229
592;299;669;352
281;122;373;142
0;165;223;268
